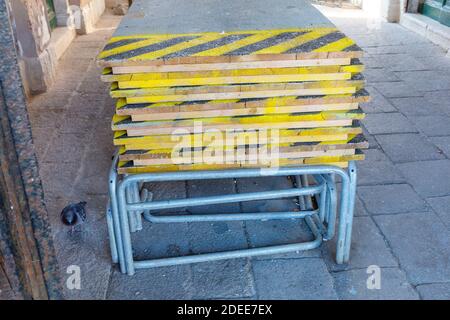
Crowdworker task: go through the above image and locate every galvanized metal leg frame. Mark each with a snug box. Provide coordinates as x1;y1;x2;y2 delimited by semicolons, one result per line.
106;154;357;275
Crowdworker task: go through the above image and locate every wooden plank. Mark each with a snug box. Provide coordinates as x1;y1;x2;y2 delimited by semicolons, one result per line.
111;77;365;98
116;152;365;174
119;135;368;165
112;109;365;130
125;86;359;104
118;72;352;88
110;58;353;73
113;126;364;149
101;62;364;83
132;149;357;166
116;89;370;116
130;102;359;121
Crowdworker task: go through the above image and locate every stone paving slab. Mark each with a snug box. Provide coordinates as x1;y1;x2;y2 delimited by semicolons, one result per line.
376;133;445;163
416;283;450;300
372;82;423;99
394;70;450;92
430;136;450;158
188;221;248;254
236;176;321;259
107;265;193;300
358;184;428;215
333;268;419;300
364;69;400;84
371;54;428;72
363;113;417;135
191;259;255;299
390;97;448;116
131;222;191;260
407;115;450;137
187;179;240;214
252;259;338;300
375;212;450;285
54;218;112;299
360;86;397;113
322;217;398;272
426;196;450;229
357;159;406;186
396;160;450;197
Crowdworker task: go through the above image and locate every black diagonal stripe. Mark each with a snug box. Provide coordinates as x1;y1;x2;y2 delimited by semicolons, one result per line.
344;44;362;52
104;36;199;61
226;31;309;55
285;31;347;53
103;38;148;51
160;34;252;59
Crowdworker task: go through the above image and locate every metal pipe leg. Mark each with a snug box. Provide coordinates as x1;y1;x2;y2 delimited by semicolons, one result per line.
126;182;138;233
335;168;351;264
343;161;357;262
106;202;118;263
118;181;136;275
109;154;126;273
131;182;143;231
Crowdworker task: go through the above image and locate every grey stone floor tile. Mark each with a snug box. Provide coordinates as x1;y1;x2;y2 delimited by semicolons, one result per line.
364;69;400;84
396;160;450;197
323;216;397;271
54;218;112;300
188;221;248;254
131;222;190;260
358;184;428;214
430;136;450;158
363;113;417;135
408;115;450;137
375;212;450;285
394;71;450;92
416;283;450;300
372;54;428;72
372;82;423;98
245;219;321;259
107;265;192;300
357;160;406;186
187;179;239;214
376;133;445;163
390;97;449;116
361;86;397;113
333;268;419;300
253;259;338;300
191;259;255;299
426;196;450;229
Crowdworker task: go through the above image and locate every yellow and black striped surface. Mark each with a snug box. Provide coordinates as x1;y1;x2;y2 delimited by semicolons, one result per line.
98;28;362;66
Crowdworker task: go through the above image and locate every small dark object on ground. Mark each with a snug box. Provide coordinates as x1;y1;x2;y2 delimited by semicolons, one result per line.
61;202;87;232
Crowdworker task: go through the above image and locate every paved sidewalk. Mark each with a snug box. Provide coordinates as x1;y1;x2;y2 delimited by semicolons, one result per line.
20;6;450;300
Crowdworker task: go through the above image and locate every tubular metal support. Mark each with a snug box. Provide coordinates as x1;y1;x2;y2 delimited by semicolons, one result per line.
127;185;323;212
108;153;126;274
107;154;356;274
106;202;118;264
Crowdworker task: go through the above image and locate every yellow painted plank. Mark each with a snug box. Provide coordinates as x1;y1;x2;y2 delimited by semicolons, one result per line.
118;72;352;88
129;102;359;121
124;87;357;104
110;58;353;73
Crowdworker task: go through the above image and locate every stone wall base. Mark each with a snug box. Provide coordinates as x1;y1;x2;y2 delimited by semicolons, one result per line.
400;13;450;55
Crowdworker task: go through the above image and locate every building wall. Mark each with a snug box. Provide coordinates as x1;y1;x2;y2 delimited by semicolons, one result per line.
7;0;105;96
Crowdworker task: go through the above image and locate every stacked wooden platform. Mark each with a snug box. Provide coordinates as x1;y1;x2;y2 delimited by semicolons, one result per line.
97;0;369;174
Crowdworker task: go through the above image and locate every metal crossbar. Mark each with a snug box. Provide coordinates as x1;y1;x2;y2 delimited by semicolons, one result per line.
106;153;357;275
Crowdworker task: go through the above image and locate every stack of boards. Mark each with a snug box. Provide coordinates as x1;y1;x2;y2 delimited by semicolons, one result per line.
97;0;369;174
